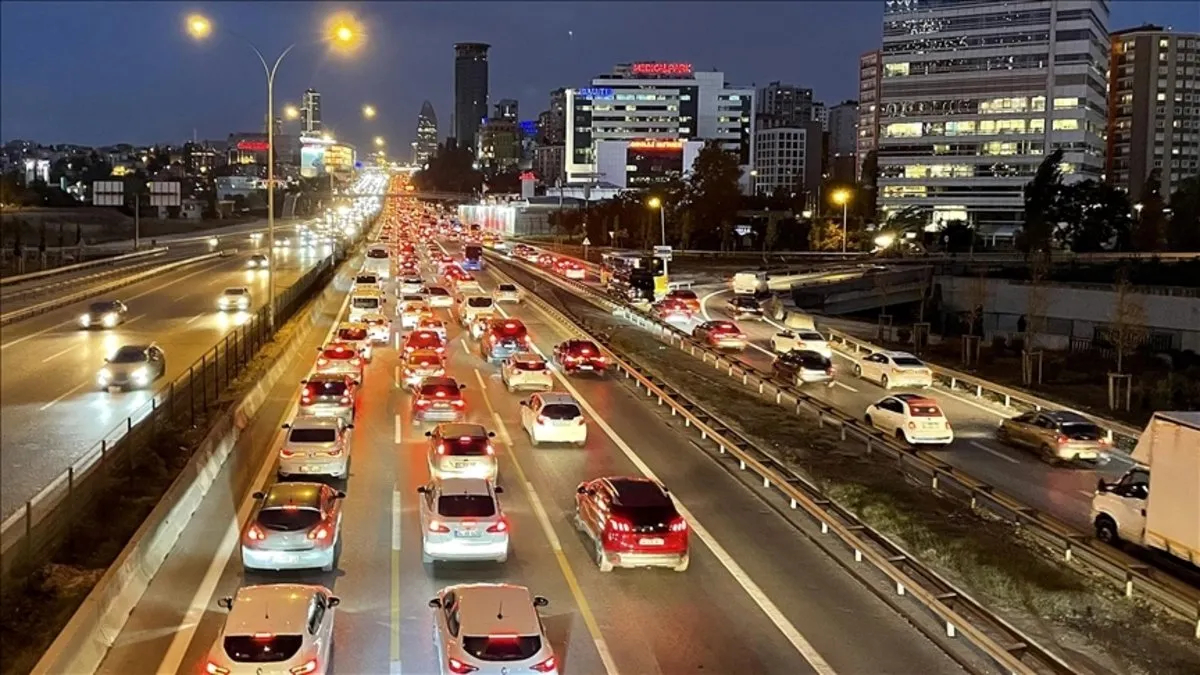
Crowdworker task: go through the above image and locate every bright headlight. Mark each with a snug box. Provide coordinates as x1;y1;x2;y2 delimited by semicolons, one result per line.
97;368;112;384
102;313;118;327
79;314;91;326
132;367;149;381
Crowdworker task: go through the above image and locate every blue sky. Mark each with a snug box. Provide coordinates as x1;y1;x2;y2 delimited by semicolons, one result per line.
2;1;1196;150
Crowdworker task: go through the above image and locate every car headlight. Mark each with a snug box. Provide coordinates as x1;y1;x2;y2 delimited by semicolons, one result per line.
132;366;149;381
79;314;91;327
98;368;112;383
102;313;118;327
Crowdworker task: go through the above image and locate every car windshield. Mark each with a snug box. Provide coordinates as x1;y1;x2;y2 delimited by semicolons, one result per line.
892;356;925;367
337;327;368;341
223;635;304;663
109;347;147;363
437;494;496;517
467;297;493;308
498;284;517;292
420;383;459;398
461;635;542;662
88;302;116;313
257;507;322;532
540;403;581;420
223;288;247;296
908;404;943;417
796;331;824;341
322;347;356;360
515;360;546;371
367;249;389;259
733;298;758;308
355;275;377;284
443;435;489;455
289;428;337;443
352;297;380;309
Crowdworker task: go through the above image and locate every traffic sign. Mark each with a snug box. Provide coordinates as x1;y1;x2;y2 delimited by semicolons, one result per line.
581;236;591;246
653;245;672;261
148;181;181;207
92;180;124;206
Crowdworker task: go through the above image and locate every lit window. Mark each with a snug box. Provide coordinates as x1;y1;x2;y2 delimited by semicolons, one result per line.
884;62;910;77
1052;119;1079;131
1052;97;1079;110
1157;93;1167;102
884;122;923;138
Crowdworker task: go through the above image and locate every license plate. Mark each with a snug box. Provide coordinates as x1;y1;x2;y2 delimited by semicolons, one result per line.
639;537;664;546
454;461;469;468
578;364;593;370
302;465;320;473
455;530;481;538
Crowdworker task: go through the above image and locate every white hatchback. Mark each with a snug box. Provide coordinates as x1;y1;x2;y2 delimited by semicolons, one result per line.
500;352;553;392
426;423;498;481
278;416;353;478
856;351;934;389
399;277;425;295
206;584;339;675
418;478;509;564
520;392;587;447
429;584;558;675
864;394;954;445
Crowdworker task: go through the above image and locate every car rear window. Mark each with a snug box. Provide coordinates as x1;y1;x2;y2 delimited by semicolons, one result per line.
289;428;337;443
110;347;146;363
352;297;380;309
892;356;925;367
671;290;698;300
797;354;832;369
322;347;356;360
499;284;517;292
540;403;581;420
338;327;368;341
306;381;347;397
1061;422;1103;440
515;360;546;371
908;404;943;417
443;435;489;455
437;494;496;517
224;635;304;663
367;248;389;258
467;297;493;308
611;504;678;532
428;287;448;295
461;635;542;662
420;383;459;398
356;275;377;284
257;507;322;532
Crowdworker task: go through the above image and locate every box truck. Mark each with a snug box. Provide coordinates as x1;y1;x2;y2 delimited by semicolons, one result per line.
1091;411;1200;566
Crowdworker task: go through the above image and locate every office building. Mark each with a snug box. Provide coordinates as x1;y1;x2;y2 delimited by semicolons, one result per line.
477;104;521;174
565;62;755;191
876;0;1109;235
414;100;439;167
495;98;518;121
857;50;883;181
533;145;565;185
300;88;322;135
538;88;568;145
828;101;859;182
756;81;814;128
1107;25;1200;203
753;124;823;198
812;101;828;130
454;42;491;152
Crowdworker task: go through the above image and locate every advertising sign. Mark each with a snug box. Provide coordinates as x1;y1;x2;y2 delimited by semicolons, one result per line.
300;145;326;178
578;87;614;100
631;62;693;76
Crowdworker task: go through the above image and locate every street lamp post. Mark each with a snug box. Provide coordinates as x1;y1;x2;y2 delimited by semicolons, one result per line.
831;189;851;254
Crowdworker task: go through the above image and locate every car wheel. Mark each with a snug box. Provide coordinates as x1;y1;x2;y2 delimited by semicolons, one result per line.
880;374;890;389
864;414;873;427
854;364;863;377
1040;444;1060;463
895;429;911;444
1095;516;1120;545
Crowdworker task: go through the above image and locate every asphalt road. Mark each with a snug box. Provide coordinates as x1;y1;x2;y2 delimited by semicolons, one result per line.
0;244;328;517
96;239;964;675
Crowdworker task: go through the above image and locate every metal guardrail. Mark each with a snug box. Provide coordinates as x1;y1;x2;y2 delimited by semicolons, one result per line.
0;253;338;593
490;249;1200;639
488;258;1076;674
0;251;228;327
0;247;169;288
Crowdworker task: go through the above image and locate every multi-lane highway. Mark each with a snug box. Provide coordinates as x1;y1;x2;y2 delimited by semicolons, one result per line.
0;242;327;517
95;230;966;675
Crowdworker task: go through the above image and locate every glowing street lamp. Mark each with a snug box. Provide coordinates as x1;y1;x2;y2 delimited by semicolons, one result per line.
283;105;300;120
831;189;852;254
186;14;212;39
374;136;386;147
646;196;666;246
363;104;377;119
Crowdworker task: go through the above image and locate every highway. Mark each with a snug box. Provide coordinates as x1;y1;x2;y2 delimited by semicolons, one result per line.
0;243;328;518
95;235;965;675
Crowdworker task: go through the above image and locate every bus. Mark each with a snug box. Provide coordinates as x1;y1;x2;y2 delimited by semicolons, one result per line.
601;252;667;301
462;244;484;271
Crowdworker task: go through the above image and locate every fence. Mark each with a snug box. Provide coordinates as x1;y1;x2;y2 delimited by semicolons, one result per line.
0;254;337;593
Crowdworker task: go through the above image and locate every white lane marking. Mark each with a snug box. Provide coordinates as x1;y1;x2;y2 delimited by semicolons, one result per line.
498;305;837;675
394;413;404;444
699;289;721;322
185;312;204;325
40;344;75;363
39;382;87;410
394;365;402;388
394;330;401;350
970;440;1019;464
833;381;857;393
392;489;402;550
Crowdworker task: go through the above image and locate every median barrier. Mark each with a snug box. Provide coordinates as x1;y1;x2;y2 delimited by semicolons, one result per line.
0;247;168;288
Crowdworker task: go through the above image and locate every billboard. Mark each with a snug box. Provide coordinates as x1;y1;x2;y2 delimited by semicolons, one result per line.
300;144;326;178
324;144;355;171
92;180;124;206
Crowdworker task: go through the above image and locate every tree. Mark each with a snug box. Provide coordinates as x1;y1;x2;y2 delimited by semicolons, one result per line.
413;143;482;194
684;140;742;250
761;211;782;252
1109;268;1148;375
808;218;842;251
1134;171;1167;252
1166;174;1200;252
1056;179;1133;252
1022;148;1065;259
1021;257;1051;385
37;222;47;255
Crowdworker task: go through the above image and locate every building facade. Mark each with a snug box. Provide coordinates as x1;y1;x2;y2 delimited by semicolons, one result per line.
812;101;828;130
565;62;755;191
828;100;859;182
875;0;1110;235
756;82;815;128
594;139;704;189
1107;25;1200;203
414;100;439;167
753;125;823;198
495;98;518;121
857;50;883;181
454;43;491;152
477;113;521;174
300;89;322;136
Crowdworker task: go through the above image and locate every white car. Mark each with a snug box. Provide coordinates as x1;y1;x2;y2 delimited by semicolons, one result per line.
417;317;448;341
429;584;558;675
399;276;425;295
425;423;498;481
334;322;372;361
399;300;432;330
361;312;392;343
520;392;587;447
353;272;383;293
864;394;954;445
855;351;934;389
217;287;252;311
348;289;385;323
207;584;339;675
770;329;832;359
500;352;553;392
278;416;353;479
457;294;495;327
425;285;454;308
418;478;509;564
241;482;345;572
492;283;522;304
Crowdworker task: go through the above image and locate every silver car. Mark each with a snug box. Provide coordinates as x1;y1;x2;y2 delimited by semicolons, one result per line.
217;287;252;311
298;373;357;423
425;285;454;308
418;478;509;564
241;482;345;572
429;584;558;675
500;352;553;392
97;343;166;391
278;416;353;479
425;423;498;481
492;283;522;304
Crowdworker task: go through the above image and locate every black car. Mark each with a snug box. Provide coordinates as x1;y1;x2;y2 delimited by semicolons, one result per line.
724;295;763;320
79;300;129;329
772;350;835;386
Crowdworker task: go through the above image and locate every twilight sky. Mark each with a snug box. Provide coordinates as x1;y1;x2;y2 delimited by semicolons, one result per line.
2;1;1197;152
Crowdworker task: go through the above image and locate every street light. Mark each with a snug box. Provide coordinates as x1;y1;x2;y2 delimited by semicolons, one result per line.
831;189;851;254
363;104;377;119
187;12;362;330
647;197;666;246
283;105;300;120
374;136;386;147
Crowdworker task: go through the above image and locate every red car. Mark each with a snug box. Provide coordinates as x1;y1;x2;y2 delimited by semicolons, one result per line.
652;299;692;321
575;476;689;572
537;253;555;267
692;320;748;351
665;289;701;314
553;339;608;374
402;330;446;355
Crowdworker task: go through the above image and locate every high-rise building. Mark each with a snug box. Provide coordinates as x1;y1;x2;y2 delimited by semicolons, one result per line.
414;100;439;166
876;0;1109;235
566;62;755;191
300;88;322;136
454;42;490;152
753;123;823;198
756;81;814;128
812;101;828;131
828;101;859;183
495;98;518;121
264;115;282;138
537;89;568;145
1107;25;1200;203
857;50;883;181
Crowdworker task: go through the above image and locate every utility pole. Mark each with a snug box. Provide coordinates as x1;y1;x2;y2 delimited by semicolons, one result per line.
133;192;141;250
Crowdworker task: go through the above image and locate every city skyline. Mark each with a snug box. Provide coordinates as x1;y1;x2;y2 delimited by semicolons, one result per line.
2;1;1195;149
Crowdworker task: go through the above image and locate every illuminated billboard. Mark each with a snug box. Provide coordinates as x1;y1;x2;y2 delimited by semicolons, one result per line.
300;145;326;178
324;144;355;171
631;62;692;76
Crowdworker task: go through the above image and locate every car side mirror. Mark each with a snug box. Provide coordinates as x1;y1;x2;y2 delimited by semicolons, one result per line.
300;379;308;385
327;596;341;608
493;486;504;494
459;383;467;390
424;431;432;438
281;423;291;429
346;424;355;429
519;400;529;407
335;491;346;499
1096;478;1108;494
252;491;265;500
487;431;496;438
103;357;110;363
533;596;549;608
428;598;442;609
217;596;233;609
576;484;587;494
417;485;428;494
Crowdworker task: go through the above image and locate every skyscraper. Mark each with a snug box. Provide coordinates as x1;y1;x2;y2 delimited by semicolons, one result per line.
875;0;1109;234
756;81;814;129
454;43;490;152
495;98;518;121
414;100;439;166
300;88;322;136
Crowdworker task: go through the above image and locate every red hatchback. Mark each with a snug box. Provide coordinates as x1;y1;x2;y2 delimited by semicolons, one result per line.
553;339;608;375
574;476;689;572
402;330;445;355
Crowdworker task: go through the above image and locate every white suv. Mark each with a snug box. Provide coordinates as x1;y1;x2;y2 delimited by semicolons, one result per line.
418;478;509;564
429;584;558;675
500;352;553;392
206;584;339;675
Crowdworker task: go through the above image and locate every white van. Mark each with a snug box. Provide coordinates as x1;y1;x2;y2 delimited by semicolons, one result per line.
733;271;768;295
348;288;385;322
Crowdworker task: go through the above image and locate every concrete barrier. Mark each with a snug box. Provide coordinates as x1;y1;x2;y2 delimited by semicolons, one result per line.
0;248;169;288
29;265;346;675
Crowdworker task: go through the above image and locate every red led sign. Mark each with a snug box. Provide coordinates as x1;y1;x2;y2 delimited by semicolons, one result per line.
629;140;683;151
632;62;693;76
237;140;270;152
520;171;537;181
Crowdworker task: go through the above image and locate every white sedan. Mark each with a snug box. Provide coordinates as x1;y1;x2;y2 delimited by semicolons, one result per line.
855;351;933;389
500;352;553;392
418;478;509;564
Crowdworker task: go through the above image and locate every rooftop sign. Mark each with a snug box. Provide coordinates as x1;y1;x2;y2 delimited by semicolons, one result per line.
629;140;683;151
631;62;693;76
578;87;614;99
236;140;269;152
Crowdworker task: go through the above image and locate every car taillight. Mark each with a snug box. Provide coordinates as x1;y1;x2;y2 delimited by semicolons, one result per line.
205;662;230;675
416;399;431;407
486;518;508;533
326;444;343;457
436;346;445;353
301;395;313;404
735;334;747;340
280;447;296;458
308;524;331;541
574;416;586;426
1056;434;1069;444
606;517;632;533
669;517;688;533
340;396;350;405
290;659;319;675
404;346;414;353
246;524;266;541
429;519;451;533
530;655;557;673
451;399;465;407
437;442;447;455
565;355;578;362
596;356;608;363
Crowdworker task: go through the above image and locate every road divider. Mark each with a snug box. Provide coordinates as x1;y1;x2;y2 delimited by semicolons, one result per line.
0;247;168;288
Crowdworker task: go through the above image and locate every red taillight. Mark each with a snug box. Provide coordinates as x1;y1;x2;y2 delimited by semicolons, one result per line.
437;442;447;455
280;447;296;458
325;444;343;457
486;518;508;533
205;662;230;675
436;346;445;353
416;399;431;407
429;519;451;533
530;655;557;673
301;394;313;404
606;517;632;533
669;517;688;533
308;524;331;541
485;443;496;455
246;524;266;541
290;659;319;675
1056;434;1069;444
